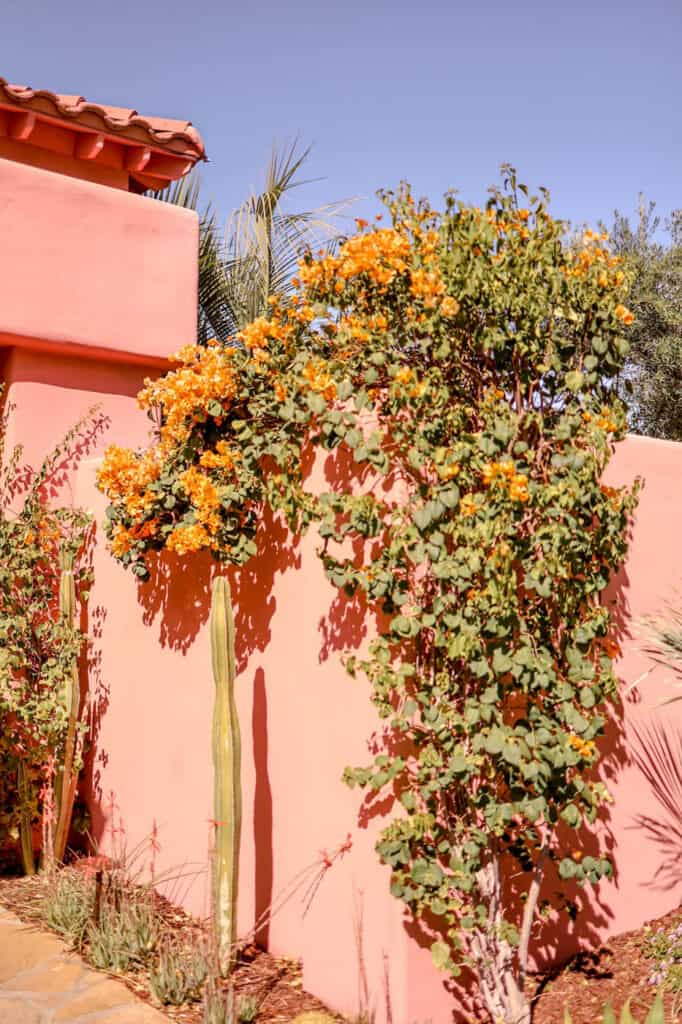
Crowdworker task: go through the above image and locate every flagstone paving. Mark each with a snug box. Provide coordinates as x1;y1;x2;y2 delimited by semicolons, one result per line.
0;905;168;1023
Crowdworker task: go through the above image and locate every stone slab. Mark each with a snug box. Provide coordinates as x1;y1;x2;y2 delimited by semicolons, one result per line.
3;958;85;994
0;924;65;983
0;995;42;1023
81;1003;169;1023
52;978;134;1020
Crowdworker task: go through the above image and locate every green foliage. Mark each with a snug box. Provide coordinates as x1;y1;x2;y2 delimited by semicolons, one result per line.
99;168;638;1023
563;989;664;1024
211;577;241;973
289;171;636;1021
608;198;682;439
150;938;208;1005
0;398;93;870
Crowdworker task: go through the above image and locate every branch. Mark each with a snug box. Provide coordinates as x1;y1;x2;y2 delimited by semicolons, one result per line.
518;842;549;987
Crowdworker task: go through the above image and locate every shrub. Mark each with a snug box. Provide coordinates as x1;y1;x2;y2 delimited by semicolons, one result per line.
99;168;638;1024
0;402;93;871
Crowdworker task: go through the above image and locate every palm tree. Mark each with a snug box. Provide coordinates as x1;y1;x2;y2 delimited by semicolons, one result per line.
155;141;351;343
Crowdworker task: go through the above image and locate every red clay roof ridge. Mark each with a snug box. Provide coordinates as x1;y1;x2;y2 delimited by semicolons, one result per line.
0;75;206;161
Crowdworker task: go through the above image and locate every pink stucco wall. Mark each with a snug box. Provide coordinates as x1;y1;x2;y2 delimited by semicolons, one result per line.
75;431;682;1024
2;151;682;1023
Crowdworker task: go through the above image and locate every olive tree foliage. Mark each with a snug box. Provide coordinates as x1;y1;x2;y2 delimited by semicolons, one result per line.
607;197;682;440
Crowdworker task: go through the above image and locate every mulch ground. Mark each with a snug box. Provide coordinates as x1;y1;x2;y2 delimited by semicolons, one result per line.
1;869;679;1022
530;904;681;1023
0;871;341;1024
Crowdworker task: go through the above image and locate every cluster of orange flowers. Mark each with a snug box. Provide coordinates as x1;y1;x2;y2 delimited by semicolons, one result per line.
138;345;238;447
562;233;632;316
614;303;635;326
199;440;238;474
179;466;221;534
167;523;212;556
459;495;477;517
97;447;161;519
299;228;411;292
582;408;619;432
409;267;445;308
567;733;596;759
392;365;426;400
23;516;62;555
482;461;529;502
303;360;337;402
238;314;291;351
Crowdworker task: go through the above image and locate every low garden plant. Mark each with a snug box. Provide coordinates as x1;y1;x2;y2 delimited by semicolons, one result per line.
98;167;639;1024
0;398;94;873
642;919;682;1018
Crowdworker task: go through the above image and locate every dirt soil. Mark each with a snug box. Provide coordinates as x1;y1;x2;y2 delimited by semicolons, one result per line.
0;871;342;1024
530;904;681;1023
1;870;679;1023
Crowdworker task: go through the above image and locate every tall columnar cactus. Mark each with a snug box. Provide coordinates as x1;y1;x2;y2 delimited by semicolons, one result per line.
17;759;35;875
210;576;241;973
53;549;81;863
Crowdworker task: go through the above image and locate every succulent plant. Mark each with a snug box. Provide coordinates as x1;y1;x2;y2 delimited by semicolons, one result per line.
150;938;207;1005
210;575;241;973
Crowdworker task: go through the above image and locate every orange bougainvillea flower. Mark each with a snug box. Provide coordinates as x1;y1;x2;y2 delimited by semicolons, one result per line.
167;523;212;555
614;304;635;326
303;360;337;402
439;296;460;319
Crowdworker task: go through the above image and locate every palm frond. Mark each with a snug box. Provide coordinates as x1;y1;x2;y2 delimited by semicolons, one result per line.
152;143;356;339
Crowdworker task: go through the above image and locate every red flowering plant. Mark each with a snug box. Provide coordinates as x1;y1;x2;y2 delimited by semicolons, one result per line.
100;168;638;1024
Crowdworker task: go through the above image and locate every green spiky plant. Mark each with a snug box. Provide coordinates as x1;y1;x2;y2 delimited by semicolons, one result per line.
210;576;241;973
563;990;664;1024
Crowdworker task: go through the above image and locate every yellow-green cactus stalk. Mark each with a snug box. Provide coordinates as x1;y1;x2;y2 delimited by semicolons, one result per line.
53;549;80;863
210;575;241;973
17;759;35;875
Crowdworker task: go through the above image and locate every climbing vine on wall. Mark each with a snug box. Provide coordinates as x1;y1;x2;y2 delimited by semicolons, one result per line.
98;168;638;1024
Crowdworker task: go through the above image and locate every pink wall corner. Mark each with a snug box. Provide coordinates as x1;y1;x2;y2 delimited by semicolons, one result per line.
0;156;197;364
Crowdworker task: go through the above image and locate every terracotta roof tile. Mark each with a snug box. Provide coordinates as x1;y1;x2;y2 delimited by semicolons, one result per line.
0;76;205;162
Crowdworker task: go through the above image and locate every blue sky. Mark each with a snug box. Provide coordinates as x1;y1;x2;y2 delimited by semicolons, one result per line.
2;0;680;236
